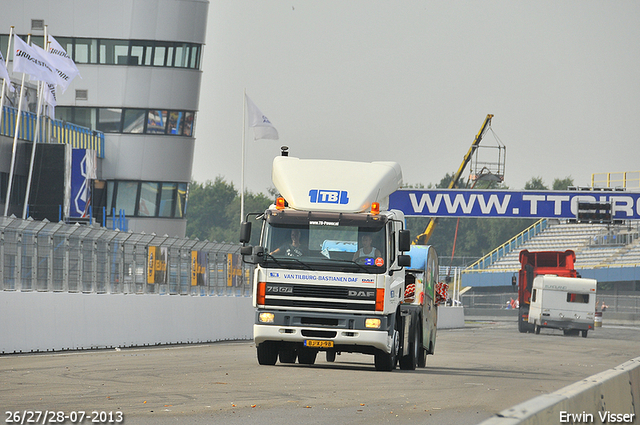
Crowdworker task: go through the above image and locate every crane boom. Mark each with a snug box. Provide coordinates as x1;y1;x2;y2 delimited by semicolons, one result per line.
413;114;494;245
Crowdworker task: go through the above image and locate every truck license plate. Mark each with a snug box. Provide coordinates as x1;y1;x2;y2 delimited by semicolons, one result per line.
304;340;333;348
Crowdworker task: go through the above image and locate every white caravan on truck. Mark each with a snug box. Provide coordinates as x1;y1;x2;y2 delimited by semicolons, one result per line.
240;150;438;371
528;274;597;337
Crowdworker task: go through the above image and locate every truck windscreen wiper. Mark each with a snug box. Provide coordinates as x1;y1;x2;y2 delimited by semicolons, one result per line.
325;258;370;273
263;253;312;270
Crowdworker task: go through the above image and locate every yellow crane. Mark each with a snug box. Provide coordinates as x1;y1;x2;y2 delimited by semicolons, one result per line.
413;114;494;245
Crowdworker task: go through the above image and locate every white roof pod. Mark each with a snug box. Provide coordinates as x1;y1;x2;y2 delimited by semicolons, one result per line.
272;156;403;213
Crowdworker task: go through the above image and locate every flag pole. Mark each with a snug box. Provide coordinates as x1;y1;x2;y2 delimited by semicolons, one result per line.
4;34;30;217
23;27;47;219
0;26;14;135
240;88;246;224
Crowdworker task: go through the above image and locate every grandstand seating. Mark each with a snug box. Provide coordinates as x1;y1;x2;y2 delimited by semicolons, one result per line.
485;220;640;270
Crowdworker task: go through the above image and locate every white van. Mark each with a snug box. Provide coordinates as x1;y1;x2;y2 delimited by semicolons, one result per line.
528;275;597;337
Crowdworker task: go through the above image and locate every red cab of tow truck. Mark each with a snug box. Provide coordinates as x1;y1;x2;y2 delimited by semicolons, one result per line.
517;250;577;333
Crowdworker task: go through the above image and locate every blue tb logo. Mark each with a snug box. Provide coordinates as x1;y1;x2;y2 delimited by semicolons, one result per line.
309;190;349;205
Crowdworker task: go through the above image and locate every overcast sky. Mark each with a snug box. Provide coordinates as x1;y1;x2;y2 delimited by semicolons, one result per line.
193;1;640;195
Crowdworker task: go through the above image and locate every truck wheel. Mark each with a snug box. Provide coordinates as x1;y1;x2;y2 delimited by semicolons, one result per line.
581;330;588;338
535;325;540;334
399;321;419;370
518;308;534;333
374;329;398;372
279;348;297;364
326;350;336;362
417;346;427;368
257;342;278;365
298;348;317;365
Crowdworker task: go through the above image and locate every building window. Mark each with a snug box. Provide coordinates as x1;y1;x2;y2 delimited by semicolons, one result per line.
167;111;184;135
97;108;123;133
159;182;177;217
99;39;130;65
2;34;202;70
147;110;167;134
138;182;159;217
123;109;146;134
183;112;194;137
153;45;167;66
114;181;139;216
176;183;188;218
107;181;189;218
73;108;97;130
131;40;154;66
75;39;98;64
54;106;195;137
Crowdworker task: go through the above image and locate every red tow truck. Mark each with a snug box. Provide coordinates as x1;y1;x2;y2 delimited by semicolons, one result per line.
516;250;578;333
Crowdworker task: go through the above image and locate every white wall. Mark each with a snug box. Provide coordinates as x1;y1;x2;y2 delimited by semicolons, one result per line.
0;291;253;353
437;305;465;329
478;355;640;425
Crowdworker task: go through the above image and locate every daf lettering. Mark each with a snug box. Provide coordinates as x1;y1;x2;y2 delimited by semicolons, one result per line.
348;290;375;298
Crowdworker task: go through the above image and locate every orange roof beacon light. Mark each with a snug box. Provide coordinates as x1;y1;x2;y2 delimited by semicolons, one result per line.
276;197;286;210
370;202;380;215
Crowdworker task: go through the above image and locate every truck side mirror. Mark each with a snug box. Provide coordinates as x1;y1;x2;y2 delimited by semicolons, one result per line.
240;245;263;265
511;275;517;286
240;221;252;244
398;254;411;267
398;230;411;252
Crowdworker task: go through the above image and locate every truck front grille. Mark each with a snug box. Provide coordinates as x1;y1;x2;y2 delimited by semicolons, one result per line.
264;283;376;311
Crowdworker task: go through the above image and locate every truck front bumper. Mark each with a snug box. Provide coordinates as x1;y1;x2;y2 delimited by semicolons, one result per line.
254;309;394;354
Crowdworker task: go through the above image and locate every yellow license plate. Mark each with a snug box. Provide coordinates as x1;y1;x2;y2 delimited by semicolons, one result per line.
304;340;333;348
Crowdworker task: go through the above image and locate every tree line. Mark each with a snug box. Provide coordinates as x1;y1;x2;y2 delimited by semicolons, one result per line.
186;174;573;264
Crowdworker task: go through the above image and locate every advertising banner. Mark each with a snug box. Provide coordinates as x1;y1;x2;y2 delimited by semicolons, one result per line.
69;149;97;218
191;250;208;286
227;253;242;287
147;246;168;284
389;189;640;220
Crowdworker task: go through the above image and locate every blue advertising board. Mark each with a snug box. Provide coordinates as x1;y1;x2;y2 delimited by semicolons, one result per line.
69;149;97;218
389;189;640;220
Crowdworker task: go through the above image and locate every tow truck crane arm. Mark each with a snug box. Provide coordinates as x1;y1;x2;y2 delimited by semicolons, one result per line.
413;114;494;245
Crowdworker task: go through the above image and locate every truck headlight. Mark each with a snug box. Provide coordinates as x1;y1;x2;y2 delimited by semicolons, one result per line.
259;312;275;323
365;318;381;329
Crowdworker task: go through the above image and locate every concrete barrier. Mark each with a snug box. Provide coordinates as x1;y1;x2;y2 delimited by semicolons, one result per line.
0;291;254;353
477;356;640;424
437;305;465;329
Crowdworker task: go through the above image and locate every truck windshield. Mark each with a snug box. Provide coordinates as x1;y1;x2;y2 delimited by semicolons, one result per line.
262;210;387;274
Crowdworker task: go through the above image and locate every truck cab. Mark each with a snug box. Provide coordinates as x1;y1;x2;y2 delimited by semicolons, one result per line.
240;154;437;371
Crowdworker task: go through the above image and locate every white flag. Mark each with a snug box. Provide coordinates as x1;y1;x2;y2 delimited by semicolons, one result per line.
0;49;10;83
31;43;71;92
43;82;57;119
47;35;80;92
245;94;279;140
13;35;58;85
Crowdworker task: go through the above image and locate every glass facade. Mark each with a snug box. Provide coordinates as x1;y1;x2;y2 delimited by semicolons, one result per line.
0;35;202;70
107;181;188;218
57;107;195;137
0;31;198;233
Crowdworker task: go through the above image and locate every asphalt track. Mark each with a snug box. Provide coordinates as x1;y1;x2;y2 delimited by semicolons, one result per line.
1;321;639;425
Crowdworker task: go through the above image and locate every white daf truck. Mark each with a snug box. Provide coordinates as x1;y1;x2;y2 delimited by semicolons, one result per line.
528;274;597;337
240;151;438;371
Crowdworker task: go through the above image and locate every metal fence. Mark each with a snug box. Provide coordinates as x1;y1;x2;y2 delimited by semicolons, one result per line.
461;292;640;314
0;216;252;297
1;105;105;158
